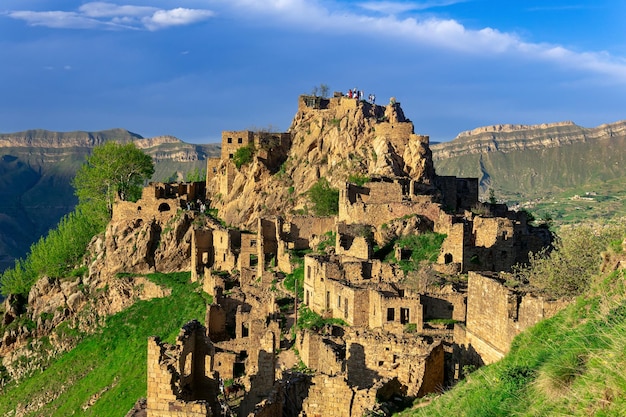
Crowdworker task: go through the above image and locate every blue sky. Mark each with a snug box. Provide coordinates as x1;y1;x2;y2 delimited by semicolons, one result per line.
1;1;625;143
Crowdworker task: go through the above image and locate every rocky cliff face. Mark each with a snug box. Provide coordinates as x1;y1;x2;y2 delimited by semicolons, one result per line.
208;97;434;229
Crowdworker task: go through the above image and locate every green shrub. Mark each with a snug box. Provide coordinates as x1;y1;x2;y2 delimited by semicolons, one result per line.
348;174;370;187
383;232;446;273
307;178;339;216
517;223;626;297
1;205;105;296
317;231;336;252
297;306;346;330
233;145;254;169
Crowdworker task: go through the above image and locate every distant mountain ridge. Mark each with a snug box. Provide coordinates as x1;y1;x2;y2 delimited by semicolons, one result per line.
432;120;626;195
432;120;626;159
0;128;219;272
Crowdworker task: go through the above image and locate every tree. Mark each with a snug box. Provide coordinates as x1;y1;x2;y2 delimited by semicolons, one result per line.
73;142;154;217
186;167;206;182
311;83;330;98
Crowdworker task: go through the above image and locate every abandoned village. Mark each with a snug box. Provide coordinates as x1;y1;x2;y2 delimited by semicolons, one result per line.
1;94;569;417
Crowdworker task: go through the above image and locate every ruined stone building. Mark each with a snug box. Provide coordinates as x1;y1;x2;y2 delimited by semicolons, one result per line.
140;93;566;416
457;271;569;365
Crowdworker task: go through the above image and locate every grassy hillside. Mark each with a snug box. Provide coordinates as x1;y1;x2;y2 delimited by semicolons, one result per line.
0;272;209;416
399;235;626;416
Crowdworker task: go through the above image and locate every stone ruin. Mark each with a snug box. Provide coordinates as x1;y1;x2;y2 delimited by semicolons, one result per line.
138;94;568;416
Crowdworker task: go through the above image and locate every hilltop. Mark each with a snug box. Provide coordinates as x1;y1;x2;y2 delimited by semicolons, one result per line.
207;96;434;229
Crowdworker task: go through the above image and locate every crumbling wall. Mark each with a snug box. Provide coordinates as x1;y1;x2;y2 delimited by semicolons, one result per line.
303;255;342;312
339;182;444;229
286;216;335;248
258;218;278;270
464;272;569;364
112;188;178;223
191;229;213;282
437;221;466;269
346;329;443;397
421;288;466;323
212;229;239;271
336;223;373;260
205;157;221;186
368;291;423;333
146;320;219;417
296;330;344;375
300;374;358;417
239;233;258;271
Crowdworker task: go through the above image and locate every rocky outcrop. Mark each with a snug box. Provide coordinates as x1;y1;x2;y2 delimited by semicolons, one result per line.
208;97;435;229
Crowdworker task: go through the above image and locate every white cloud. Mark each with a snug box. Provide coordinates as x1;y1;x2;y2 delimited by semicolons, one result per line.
79;2;157;18
215;0;626;84
8;10;110;29
6;2;214;30
143;8;215;31
357;1;467;14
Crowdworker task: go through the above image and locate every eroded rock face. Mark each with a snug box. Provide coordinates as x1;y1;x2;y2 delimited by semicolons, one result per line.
208;97;436;229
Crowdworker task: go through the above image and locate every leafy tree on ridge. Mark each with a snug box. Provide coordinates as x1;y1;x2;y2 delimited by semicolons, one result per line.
73;141;154;218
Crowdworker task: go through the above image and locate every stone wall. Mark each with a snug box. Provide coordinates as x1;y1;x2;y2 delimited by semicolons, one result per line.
212;229;239;271
297;329;344;375
113;181;206;226
301;374;358;417
146;320;219;417
368;290;423;332
464;272;569;364
339;181;444;229
191;229;213;283
345;329;444;397
421;287;466;323
239;233;258;271
336;223;373;259
437;220;466;269
286;216;335;248
205;158;221;186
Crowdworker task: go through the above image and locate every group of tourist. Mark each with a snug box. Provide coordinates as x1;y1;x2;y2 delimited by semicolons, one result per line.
186;199;207;213
346;87;375;104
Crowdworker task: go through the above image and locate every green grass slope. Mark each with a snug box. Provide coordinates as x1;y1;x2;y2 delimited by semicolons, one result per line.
399;265;626;416
0;272;209;417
